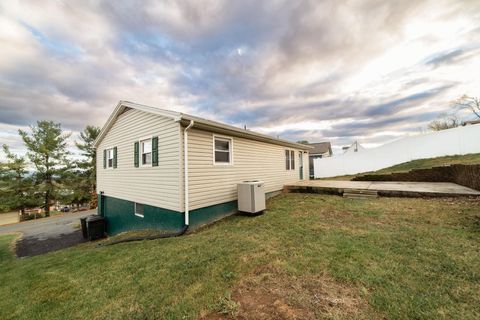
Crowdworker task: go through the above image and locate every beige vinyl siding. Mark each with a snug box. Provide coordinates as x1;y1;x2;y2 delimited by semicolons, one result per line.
97;108;182;212
188;128;308;210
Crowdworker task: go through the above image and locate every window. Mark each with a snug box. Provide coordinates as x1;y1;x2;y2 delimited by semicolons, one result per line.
135;137;157;168
107;148;114;168
285;150;295;170
141;139;152;165
134;202;144;218
214;136;232;164
285;150;290;170
290;150;295;170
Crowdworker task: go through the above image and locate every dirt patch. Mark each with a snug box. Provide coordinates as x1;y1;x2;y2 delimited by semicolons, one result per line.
204;265;371;320
15;230;87;257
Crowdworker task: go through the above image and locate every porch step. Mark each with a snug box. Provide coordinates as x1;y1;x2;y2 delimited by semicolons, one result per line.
343;189;378;199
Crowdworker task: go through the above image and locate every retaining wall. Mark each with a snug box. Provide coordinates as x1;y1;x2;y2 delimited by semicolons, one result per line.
353;164;480;191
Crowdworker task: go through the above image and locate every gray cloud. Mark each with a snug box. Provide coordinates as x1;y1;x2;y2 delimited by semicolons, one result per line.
424;45;480;68
364;85;455;117
0;0;479;152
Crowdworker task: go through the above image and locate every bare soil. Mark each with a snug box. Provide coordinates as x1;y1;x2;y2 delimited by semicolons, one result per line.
204;264;372;320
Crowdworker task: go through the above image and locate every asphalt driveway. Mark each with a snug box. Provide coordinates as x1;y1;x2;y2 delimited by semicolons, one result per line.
0;210;95;257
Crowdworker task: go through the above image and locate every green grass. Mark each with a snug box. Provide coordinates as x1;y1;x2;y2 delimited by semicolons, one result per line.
328;153;480;180
373;153;480;174
1;194;480;319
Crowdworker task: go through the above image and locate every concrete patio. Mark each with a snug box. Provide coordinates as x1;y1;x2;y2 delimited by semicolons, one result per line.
285;180;480;197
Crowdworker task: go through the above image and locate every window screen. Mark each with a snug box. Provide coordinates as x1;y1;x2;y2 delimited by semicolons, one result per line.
214;137;231;164
107;149;114;168
285;150;290;170
134;203;144;217
290;150;295;170
141;139;152;165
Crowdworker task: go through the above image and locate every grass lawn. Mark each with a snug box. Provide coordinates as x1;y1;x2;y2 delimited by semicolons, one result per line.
1;194;480;319
327;153;480;180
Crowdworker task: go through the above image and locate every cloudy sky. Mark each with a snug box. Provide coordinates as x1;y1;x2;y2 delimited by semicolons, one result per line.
1;0;479;156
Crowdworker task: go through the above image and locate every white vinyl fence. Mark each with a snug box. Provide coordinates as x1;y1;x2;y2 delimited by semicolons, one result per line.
314;124;480;178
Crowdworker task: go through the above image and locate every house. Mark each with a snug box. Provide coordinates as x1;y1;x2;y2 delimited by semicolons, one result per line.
94;101;311;235
463;120;480;126
342;140;364;154
307;142;332;178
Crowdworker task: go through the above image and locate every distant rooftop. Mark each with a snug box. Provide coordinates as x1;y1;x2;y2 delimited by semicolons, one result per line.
307;142;332;155
463;120;480;125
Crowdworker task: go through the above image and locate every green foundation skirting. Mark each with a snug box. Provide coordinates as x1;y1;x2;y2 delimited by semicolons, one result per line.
101;195;184;235
100;195;238;235
189;200;238;229
99;190;280;235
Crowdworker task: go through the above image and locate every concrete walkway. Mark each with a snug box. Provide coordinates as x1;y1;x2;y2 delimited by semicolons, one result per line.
285;180;480;197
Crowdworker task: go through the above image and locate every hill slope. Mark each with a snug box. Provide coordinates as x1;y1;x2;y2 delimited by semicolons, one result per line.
330;153;480;180
373;153;480;174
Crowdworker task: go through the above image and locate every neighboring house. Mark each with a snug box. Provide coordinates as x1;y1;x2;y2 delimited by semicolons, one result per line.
307;142;332;178
342;141;365;154
94;101;311;235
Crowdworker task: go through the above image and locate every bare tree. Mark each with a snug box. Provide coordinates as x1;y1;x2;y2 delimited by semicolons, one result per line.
427;114;461;131
455;95;480;119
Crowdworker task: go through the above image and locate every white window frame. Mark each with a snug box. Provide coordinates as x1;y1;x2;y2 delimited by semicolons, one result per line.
285;149;290;170
290;150;295;170
212;135;233;165
139;136;153;167
106;147;114;169
285;149;296;171
134;202;144;218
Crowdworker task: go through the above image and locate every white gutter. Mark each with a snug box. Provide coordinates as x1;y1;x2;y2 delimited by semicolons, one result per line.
183;120;194;225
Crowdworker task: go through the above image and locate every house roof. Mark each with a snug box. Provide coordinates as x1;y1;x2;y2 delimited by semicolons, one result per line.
342;141;365;154
307;142;332;155
463;120;480;125
94;101;312;150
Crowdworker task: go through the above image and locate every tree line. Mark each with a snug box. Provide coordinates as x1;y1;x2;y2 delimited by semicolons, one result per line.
0;121;100;217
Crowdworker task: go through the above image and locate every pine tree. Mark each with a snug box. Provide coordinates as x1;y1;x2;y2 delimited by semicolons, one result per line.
19;121;70;217
75;125;100;208
0;145;38;213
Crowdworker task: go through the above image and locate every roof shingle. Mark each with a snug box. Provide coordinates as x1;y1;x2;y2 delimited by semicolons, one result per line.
307;142;332;155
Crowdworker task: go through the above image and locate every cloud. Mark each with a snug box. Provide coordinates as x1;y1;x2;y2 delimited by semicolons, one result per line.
0;0;479;153
424;45;480;68
364;85;455;117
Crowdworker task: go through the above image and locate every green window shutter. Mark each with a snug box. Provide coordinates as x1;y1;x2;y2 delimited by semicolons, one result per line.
113;147;117;168
103;149;106;169
152;136;159;166
134;142;139;167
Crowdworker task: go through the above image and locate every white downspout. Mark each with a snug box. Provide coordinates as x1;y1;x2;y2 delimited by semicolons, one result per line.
183;120;194;225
